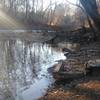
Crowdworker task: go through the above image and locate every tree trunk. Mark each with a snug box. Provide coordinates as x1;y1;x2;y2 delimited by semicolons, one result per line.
80;0;100;31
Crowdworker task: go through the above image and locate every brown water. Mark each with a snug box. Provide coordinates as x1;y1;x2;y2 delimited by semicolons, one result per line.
0;39;66;100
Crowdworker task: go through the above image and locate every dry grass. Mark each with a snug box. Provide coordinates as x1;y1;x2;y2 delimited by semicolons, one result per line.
76;80;100;92
39;89;91;100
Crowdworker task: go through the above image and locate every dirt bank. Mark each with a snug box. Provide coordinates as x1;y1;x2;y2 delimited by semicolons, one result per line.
39;41;100;100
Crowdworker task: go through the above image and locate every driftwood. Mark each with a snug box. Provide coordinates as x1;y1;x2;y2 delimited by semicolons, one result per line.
51;59;86;80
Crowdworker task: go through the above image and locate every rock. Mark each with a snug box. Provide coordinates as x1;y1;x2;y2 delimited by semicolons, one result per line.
58;42;80;52
86;59;100;76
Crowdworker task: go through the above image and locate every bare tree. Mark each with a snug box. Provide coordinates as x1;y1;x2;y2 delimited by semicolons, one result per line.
80;0;100;32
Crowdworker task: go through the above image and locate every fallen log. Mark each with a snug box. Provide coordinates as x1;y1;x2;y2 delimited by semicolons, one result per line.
50;59;86;80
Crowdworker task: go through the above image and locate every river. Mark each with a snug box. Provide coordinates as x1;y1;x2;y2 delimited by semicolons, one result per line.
0;39;66;100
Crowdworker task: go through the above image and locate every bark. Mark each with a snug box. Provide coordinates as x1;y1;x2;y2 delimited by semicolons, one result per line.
80;0;100;31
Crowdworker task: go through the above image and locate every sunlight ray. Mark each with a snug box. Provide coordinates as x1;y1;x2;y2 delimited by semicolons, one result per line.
0;10;22;29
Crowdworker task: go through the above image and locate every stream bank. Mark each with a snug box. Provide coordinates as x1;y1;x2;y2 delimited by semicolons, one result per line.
39;41;100;100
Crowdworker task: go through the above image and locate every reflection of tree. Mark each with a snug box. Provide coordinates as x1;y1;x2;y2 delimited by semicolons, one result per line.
0;39;62;100
0;40;16;100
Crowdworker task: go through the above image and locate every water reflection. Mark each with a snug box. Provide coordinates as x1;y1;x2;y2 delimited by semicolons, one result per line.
0;40;66;100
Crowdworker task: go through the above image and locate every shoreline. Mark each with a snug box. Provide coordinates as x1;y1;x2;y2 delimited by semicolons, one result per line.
39;41;100;100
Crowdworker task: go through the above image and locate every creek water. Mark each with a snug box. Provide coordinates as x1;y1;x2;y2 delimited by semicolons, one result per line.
0;39;66;100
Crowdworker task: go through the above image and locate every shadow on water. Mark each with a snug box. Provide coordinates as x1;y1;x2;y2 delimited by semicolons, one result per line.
0;39;66;100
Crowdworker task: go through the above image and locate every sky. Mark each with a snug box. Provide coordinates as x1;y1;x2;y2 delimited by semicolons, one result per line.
44;0;78;5
43;0;78;10
57;0;78;4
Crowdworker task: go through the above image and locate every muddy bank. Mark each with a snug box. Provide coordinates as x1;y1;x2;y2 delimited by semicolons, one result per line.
39;79;100;100
39;41;100;100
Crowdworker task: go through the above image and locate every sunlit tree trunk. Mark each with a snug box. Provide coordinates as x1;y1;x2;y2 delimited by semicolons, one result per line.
25;0;28;20
32;0;35;12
